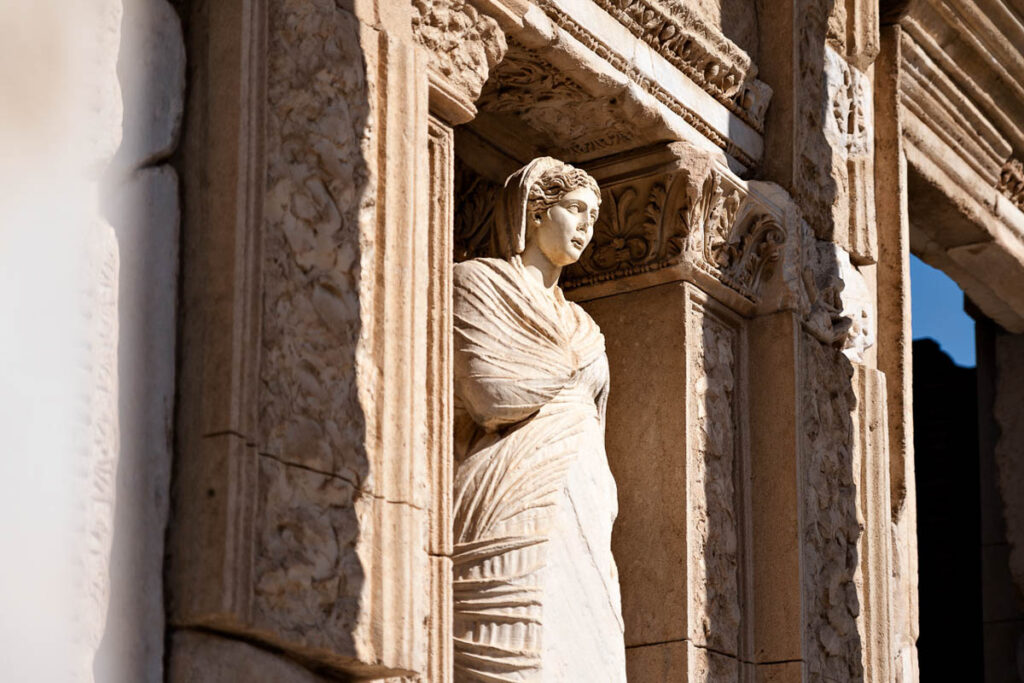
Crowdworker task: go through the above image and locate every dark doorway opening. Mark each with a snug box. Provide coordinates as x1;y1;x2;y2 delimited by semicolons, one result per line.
912;337;984;680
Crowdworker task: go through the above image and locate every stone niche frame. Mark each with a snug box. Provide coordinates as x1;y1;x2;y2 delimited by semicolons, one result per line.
170;0;445;678
169;0;895;682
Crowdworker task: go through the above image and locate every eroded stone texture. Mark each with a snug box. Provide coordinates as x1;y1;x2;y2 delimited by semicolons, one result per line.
689;300;742;657
800;333;863;682
413;0;507;108
262;0;369;484
253;455;362;654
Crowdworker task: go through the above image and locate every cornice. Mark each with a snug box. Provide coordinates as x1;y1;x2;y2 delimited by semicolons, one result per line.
582;0;771;132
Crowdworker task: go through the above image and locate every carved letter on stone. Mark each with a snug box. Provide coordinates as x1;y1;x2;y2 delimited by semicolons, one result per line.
451;158;626;681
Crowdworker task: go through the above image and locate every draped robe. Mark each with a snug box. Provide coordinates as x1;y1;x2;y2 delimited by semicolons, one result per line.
452;256;626;682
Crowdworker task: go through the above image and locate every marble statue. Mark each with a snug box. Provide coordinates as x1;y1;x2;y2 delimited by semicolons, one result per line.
451;157;627;681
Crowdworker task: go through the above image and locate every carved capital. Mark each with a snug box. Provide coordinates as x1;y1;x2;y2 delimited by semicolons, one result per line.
563;151;787;306
412;0;508;123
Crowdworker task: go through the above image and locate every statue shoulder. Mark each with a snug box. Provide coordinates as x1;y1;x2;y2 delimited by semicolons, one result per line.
453;257;515;289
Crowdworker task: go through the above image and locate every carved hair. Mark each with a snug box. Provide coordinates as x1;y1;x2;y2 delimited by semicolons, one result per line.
495;157;601;259
526;165;602;223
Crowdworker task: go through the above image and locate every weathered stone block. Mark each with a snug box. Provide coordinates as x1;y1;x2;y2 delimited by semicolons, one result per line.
583;283;690;648
625;641;686;681
168;630;332;683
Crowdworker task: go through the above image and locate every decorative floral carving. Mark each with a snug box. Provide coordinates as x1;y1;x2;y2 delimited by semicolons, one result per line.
999;158;1024;210
453;159;500;261
586;0;772;130
478;46;637;157
412;0;507;103
565;173;688;285
586;182;676;271
794;0;836;234
825;46;871;157
688;172;742;268
534;0;756;168
689;303;742;656
564;170;786;302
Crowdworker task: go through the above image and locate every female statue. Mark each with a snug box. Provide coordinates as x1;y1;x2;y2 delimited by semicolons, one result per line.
452;157;627;681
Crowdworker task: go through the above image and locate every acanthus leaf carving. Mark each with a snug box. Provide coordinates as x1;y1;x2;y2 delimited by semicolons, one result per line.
564;169;787;303
566;172;689;285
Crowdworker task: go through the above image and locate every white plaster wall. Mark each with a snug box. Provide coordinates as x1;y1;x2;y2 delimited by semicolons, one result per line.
98;1;185;681
0;1;183;681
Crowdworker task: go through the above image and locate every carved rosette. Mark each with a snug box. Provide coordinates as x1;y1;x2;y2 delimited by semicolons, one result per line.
412;0;507;118
563;169;785;303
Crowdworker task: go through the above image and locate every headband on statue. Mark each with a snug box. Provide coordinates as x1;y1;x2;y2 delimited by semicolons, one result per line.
493;156;564;259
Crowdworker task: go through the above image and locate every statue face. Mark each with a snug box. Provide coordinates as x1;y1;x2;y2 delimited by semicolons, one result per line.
529;187;600;267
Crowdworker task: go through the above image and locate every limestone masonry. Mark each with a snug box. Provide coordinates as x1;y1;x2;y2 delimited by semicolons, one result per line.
25;0;1024;680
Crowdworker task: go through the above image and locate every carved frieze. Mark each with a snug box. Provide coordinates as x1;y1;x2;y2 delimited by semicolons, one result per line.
825;47;871;158
688;299;742;657
453;159;500;261
412;0;507;118
581;0;771;131
532;0;757;168
999;158;1024;211
802;38;876;263
795;1;880;264
563;169;785;304
477;46;638;158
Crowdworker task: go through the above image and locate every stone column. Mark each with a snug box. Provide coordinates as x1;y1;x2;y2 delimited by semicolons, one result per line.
874;22;920;683
586;281;750;681
563;142;801;681
747;311;802;683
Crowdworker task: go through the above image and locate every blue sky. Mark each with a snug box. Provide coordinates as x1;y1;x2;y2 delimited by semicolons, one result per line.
910;254;975;366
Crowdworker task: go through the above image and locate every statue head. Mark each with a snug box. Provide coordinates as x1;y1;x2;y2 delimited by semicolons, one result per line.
494;157;601;263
